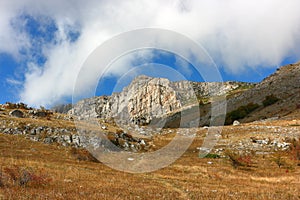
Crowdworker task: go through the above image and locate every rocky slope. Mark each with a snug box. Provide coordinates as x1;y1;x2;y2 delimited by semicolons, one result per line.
0;103;152;152
70;75;252;125
160;62;300;127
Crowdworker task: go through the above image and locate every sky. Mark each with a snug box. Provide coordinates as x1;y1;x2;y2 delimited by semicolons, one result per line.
0;0;300;108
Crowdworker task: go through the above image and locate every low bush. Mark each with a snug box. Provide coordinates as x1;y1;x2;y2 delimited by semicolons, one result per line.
225;103;259;125
1;166;51;187
0;168;4;187
262;94;279;107
225;150;253;168
290;138;300;166
70;147;100;163
272;153;287;168
204;153;220;159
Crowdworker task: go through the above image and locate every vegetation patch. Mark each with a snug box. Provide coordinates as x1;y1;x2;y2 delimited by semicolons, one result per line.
0;165;51;188
262;94;279;107
225;103;259;125
204;153;220;159
70;147;100;163
225;150;253;169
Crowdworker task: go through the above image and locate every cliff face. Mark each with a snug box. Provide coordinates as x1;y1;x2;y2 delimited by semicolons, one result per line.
70;75;249;125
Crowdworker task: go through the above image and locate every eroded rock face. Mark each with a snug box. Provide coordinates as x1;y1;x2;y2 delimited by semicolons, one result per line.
70;75;247;125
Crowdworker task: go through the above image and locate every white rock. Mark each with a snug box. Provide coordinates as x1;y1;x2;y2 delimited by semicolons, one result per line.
233;120;240;126
140;139;146;145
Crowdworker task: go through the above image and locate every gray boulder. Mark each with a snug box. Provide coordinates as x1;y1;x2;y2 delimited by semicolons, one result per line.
34;111;48;117
9;110;24;118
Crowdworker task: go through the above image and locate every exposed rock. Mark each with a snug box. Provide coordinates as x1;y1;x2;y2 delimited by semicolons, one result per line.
9;110;24;118
4;102;29;110
44;137;53;144
233;120;240;126
70;75;248;126
33;111;48;117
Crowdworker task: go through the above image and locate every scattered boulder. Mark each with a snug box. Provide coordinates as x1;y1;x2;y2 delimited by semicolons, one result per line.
9;110;24;118
233;120;240;126
34;111;48;118
44;137;53;144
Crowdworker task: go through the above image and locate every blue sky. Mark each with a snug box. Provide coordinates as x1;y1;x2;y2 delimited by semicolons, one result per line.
0;1;300;107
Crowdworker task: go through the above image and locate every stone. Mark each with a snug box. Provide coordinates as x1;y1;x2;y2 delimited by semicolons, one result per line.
139;139;146;145
36;127;44;134
34;111;48;117
30;136;39;142
9;110;24;118
117;138;127;147
72;135;80;146
44;137;53;144
30;129;36;135
233;120;240;126
63;135;72;144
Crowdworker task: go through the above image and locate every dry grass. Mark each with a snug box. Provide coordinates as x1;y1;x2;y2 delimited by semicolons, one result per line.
0;127;300;200
0;106;300;199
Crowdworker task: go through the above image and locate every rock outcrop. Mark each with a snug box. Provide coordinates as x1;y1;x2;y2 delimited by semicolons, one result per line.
9;110;24;118
70;75;249;125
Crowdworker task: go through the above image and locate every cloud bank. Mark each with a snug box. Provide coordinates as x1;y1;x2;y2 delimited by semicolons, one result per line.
0;0;300;107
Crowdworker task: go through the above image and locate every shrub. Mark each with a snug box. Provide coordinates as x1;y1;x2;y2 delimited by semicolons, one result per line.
0;167;4;187
290;138;300;165
262;95;279;107
204;153;220;159
3;166;51;187
70;147;100;163
225;150;253;168
225;103;259;125
272;153;287;168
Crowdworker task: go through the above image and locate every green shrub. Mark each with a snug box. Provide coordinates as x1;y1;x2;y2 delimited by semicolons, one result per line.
263;95;279;107
204;153;220;159
225;103;259;125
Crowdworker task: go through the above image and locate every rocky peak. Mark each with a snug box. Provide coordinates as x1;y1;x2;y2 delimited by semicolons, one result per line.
71;75;249;126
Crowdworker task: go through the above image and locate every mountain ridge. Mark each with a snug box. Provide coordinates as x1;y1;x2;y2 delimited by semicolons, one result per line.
70;75;254;125
69;61;299;127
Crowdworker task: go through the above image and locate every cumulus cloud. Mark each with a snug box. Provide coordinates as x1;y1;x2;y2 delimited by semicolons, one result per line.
0;0;300;107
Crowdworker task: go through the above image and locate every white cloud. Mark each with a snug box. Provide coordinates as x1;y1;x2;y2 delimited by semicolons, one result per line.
0;0;300;106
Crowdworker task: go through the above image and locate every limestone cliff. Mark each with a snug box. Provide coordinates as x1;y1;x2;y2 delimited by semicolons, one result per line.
70;75;251;125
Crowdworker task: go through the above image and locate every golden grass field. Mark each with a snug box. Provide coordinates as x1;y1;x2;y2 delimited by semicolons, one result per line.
0;113;300;200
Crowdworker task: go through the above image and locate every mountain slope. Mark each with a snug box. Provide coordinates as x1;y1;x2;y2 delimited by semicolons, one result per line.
70;61;299;127
165;62;300;127
70;76;252;126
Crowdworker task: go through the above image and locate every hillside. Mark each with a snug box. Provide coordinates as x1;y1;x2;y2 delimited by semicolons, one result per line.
70;62;300;129
163;62;300;127
0;104;300;199
0;62;300;199
70;76;253;126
